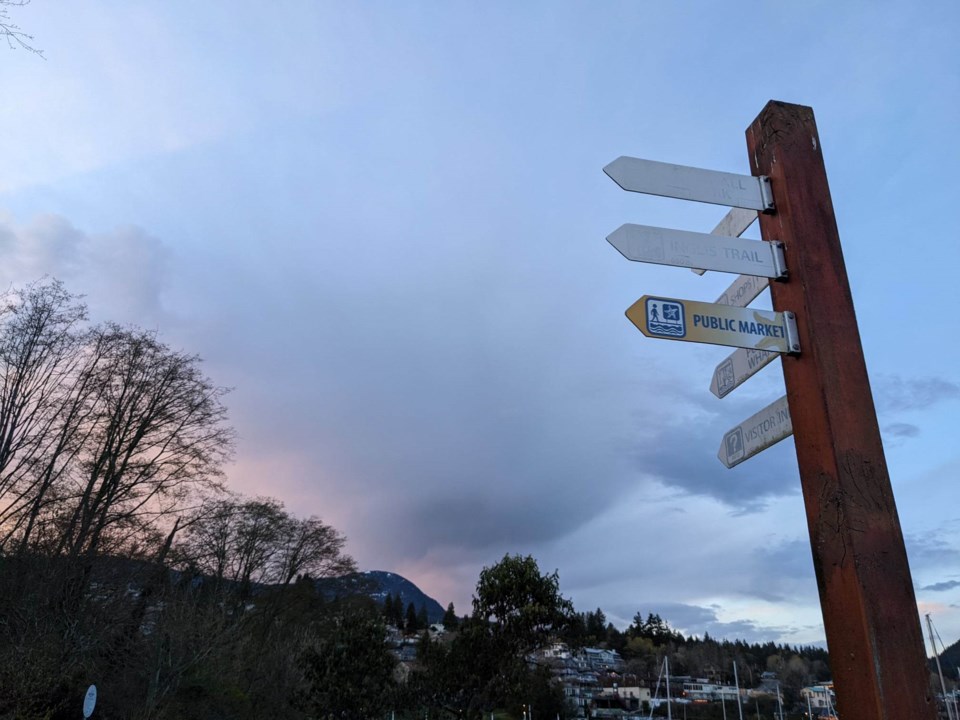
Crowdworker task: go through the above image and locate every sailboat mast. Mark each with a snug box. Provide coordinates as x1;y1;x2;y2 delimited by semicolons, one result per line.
733;661;744;720
927;613;956;720
666;656;672;720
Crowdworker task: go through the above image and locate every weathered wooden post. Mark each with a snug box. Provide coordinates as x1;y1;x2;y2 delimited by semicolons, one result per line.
747;101;935;720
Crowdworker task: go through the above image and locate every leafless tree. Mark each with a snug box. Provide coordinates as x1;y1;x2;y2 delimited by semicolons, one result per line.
178;494;356;595
1;0;43;56
54;324;234;563
0;279;88;553
273;513;355;586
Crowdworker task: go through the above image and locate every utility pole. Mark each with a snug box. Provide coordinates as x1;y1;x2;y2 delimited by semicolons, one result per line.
746;101;935;720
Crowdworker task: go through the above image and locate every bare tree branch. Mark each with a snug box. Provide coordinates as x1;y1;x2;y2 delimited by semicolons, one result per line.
0;0;43;57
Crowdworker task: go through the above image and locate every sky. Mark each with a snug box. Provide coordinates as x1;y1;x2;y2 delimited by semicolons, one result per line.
1;1;958;650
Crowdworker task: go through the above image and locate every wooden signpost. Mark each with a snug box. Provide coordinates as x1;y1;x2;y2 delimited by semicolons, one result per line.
604;101;936;719
746;101;934;720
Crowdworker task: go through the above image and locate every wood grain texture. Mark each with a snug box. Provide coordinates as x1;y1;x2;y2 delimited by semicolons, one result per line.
746;100;935;720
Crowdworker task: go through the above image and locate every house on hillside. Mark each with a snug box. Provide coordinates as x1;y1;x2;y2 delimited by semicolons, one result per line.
682;679;740;702
591;685;651;715
428;622;445;638
582;647;622;671
801;683;836;717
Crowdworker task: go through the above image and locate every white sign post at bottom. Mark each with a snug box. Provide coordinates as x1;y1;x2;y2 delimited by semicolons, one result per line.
83;685;97;718
718;395;792;468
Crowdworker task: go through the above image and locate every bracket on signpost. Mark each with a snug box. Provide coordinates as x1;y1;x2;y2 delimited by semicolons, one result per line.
771;242;788;281
758;175;775;213
783;311;800;354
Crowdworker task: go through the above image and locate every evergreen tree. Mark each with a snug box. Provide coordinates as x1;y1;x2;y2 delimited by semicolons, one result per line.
586;607;606;640
389;593;404;626
416;603;429;629
405;601;418;633
299;603;397;717
442;602;459;630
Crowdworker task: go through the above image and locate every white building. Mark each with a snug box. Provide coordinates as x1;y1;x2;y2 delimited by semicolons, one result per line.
801;683;837;715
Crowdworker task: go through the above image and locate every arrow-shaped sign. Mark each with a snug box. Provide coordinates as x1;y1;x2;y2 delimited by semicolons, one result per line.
715;273;769;308
692;207;759;275
604;157;775;212
709;347;778;398
625;296;800;353
607;224;787;279
707;274;776;397
718;395;792;468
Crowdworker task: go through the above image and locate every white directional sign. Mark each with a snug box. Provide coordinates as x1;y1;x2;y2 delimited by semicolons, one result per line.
708;263;773;397
625;296;800;353
715;273;769;308
692;207;758;275
604;156;775;212
710;347;778;398
711;206;759;238
718;395;792;468
607;224;787;279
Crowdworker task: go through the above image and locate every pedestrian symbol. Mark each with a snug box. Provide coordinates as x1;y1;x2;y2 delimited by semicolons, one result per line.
645;298;685;338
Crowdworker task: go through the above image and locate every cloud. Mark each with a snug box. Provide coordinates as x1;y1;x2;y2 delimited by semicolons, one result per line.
747;539;817;603
602;601;820;646
627;385;801;512
906;530;960;571
874;375;960;413
922;580;960;593
883;422;920;439
0;212;170;327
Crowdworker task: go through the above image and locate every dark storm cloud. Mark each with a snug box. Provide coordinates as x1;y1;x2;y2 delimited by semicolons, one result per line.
883;422;920;439
874;375;960;413
191;225;652;566
745;539;817;604
627;386;801;512
906;529;960;571
922;580;960;592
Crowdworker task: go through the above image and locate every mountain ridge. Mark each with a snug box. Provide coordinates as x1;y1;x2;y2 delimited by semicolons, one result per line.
314;569;446;623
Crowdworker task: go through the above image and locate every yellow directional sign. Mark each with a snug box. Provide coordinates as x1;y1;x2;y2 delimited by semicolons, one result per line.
625;295;800;353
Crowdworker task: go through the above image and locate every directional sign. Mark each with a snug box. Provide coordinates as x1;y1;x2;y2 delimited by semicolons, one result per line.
710;347;778;398
607;224;786;279
715;273;769;308
718;395;792;468
625;296;800;353
604;156;775;212
692;207;758;275
711;206;759;238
